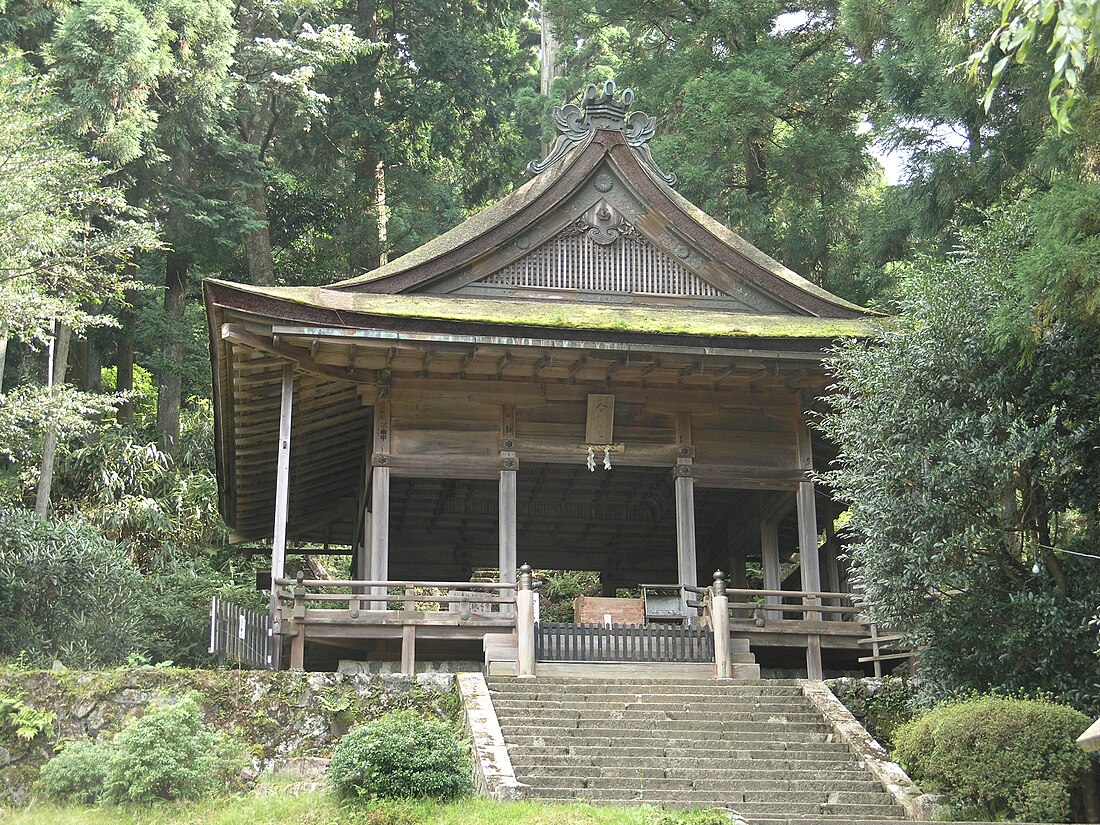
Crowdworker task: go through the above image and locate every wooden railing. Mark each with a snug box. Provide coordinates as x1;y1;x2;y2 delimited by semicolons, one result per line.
209;596;273;669
857;624;916;677
272;573;520;672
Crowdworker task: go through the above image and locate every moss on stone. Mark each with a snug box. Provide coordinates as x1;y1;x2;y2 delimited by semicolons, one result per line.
0;667;457;805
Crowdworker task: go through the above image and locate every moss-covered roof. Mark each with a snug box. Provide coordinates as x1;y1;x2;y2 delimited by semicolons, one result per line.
216;281;878;339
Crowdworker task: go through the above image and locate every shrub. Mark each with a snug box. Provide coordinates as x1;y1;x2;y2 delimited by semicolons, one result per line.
892;695;1094;822
0;508;146;667
328;710;472;801
37;740;110;804
38;696;247;804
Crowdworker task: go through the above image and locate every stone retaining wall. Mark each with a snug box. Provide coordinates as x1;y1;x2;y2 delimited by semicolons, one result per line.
0;668;459;805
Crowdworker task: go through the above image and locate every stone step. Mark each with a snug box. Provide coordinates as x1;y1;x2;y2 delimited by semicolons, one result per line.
518;773;884;792
494;709;828;724
488;676;909;822
503;743;831;756
488;679;804;691
498;723;833;741
521;789;905;818
486;682;805;686
510;757;870;775
508;744;857;761
522;779;895;806
491;698;820;713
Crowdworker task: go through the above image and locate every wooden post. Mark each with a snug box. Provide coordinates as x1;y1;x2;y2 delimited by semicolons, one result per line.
401;624;416;676
711;571;732;680
796;408;823;680
270;364;294;670
290;571;306;670
760;517;782;620
675;413;697;622
516;564;536;677
499;406;518;615
370;395;391;609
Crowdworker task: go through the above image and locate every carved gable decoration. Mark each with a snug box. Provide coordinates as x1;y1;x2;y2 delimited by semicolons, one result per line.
450;199;788;312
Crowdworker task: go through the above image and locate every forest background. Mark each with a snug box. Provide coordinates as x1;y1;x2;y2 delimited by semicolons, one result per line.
1;0;1099;710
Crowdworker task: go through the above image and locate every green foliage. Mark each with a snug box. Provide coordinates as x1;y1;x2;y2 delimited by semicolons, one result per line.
328;710;472;801
826;678;920;750
38;696;248;805
536;569;601;622
0;694;55;741
0;508;146;667
968;0;1100;129
818;204;1100;711
36;741;108;805
892;696;1095;821
0;50;156;344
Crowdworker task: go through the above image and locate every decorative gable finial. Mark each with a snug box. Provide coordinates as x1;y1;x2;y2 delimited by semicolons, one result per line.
527;80;677;187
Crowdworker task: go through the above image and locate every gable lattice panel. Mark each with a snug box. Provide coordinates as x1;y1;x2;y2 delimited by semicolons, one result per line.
481;232;722;297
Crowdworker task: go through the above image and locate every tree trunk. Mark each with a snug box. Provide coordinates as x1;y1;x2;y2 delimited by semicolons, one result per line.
540;6;562;98
0;332;7;393
35;323;72;518
243;181;276;286
156;251;190;454
116;293;136;426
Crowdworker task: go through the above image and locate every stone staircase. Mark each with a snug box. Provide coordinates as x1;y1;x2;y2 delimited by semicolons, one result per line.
488;677;911;823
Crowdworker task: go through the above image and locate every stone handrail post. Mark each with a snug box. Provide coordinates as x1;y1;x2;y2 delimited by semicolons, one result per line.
516;563;536;677
711;570;732;679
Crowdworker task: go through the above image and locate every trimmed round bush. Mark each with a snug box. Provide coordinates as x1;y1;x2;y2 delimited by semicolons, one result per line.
892;695;1094;822
328;710;472;801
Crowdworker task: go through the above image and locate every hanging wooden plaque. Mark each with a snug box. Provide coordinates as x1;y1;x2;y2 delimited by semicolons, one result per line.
585;394;615;444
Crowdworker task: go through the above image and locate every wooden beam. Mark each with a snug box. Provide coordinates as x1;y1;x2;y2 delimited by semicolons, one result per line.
222;324;375;384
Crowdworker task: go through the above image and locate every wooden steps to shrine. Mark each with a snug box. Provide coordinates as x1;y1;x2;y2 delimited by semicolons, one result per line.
488;677;911;823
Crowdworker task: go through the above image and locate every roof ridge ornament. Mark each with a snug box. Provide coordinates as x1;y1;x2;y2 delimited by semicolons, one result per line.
527;80;677;187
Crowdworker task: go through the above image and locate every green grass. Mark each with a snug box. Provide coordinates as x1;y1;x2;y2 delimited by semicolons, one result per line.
0;793;725;825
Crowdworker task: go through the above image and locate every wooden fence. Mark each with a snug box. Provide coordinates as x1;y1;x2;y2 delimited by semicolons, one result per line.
535;622;714;663
209;597;273;669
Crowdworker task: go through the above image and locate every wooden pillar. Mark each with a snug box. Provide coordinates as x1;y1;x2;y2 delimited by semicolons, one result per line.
499;406;518;615
270;364;294;670
516;564;536;677
401;624;416;676
675;413;697;621
796;407;823;680
369;394;391;609
710;571;732;680
760;517;782;620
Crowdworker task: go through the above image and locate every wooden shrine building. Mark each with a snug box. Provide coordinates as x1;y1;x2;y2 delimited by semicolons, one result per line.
204;82;881;678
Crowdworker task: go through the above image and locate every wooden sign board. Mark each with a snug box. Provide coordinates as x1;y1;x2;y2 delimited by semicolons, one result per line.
586;394;615;444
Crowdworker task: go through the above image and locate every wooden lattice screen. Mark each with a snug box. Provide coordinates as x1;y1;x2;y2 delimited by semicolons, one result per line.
481;232;721;296
535;622;715;663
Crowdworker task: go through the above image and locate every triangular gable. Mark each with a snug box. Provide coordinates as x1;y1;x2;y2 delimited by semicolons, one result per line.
441;197;787;313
